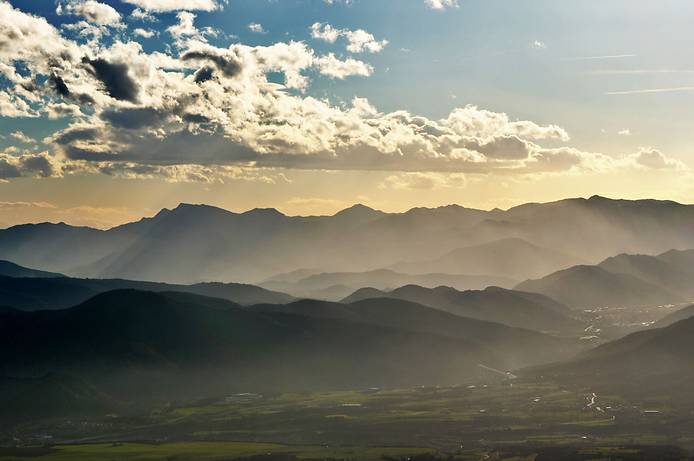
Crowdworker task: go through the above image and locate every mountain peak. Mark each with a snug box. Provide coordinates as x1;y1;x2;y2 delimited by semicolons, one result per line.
588;195;612;202
242;208;286;218
333;204;385;220
335;203;379;214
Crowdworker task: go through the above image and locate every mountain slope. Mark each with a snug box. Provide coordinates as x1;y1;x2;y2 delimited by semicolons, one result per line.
256;298;583;369
516;252;690;308
598;250;694;298
0;275;294;311
655;304;694;328
0;290;511;402
0;260;65;278
391;238;579;280
529;316;694;401
342;285;583;335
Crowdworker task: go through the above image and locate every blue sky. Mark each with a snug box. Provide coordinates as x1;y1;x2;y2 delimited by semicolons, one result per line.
0;0;693;227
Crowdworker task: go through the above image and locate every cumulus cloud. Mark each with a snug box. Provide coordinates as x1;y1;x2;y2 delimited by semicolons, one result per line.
628;147;685;170
315;53;373;79
248;22;266;34
0;1;687;185
10;131;37;144
133;27;156;38
425;0;459;10
311;23;388;54
121;0;221;12
83;57;140;102
0;149;62;180
57;0;122;26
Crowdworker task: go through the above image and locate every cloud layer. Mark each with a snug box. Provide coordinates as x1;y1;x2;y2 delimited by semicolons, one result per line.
0;1;687;184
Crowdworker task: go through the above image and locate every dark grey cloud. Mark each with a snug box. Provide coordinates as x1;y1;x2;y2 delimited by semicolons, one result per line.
50;74;70;97
48;74;95;105
83;58;139;102
181;50;242;78
20;155;54;177
63;130;258;165
194;65;215;83
465;135;532;160
182;113;211;123
100;107;168;129
0;159;21;179
53;126;100;145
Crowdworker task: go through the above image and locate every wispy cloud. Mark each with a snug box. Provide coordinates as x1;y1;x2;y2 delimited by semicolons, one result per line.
589;69;694;75
605;86;694;96
563;54;636;61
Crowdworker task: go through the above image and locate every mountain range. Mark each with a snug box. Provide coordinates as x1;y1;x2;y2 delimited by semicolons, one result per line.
0;268;294;310
0;289;583;419
3;196;694;284
516;249;694;308
342;285;583;335
390;237;579;280
261;268;516;300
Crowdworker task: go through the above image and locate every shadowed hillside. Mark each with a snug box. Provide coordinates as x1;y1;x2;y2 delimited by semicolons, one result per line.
0;289;557;416
0;260;65;279
256;297;583;368
0;275;294;310
342;285;583;335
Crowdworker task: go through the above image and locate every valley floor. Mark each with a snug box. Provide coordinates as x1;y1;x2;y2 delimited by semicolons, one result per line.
3;380;694;461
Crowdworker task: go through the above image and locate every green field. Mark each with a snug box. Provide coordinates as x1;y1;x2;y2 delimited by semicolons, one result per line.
0;442;437;461
2;381;692;460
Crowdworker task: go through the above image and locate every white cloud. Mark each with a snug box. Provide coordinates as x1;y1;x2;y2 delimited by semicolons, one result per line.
10;131;37;144
424;0;459;10
133;27;156;38
311;23;388;54
628;147;684;170
57;0;122;26
121;0;221;12
248;22;266;34
167;11;199;38
315;53;373;79
310;22;340;43
129;8;156;22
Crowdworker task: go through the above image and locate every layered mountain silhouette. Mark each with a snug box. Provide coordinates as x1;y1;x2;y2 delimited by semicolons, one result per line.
0;272;294;311
0;290;582;416
3;196;694;284
261;268;516;300
517;249;694;308
390;238;579;280
255;298;582;367
342;285;583;335
529;315;694;401
0;260;64;278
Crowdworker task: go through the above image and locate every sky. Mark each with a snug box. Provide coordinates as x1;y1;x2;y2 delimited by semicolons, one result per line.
0;0;693;228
